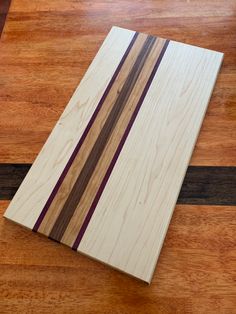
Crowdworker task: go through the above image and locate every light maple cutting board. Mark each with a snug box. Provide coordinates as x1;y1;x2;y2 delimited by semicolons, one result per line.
4;26;223;283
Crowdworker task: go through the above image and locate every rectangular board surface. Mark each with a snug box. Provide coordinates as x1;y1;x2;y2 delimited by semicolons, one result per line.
4;26;223;283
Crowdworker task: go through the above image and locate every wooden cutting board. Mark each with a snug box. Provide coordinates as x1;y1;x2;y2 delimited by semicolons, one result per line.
4;26;223;283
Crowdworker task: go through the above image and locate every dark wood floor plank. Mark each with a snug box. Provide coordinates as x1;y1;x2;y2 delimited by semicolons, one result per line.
0;0;11;37
0;164;31;200
0;164;235;205
178;166;236;205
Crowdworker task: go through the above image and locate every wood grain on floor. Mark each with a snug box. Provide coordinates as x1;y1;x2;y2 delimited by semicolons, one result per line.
1;200;236;313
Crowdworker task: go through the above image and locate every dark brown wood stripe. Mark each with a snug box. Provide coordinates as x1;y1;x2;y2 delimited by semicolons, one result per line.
72;39;170;249
32;31;139;232
1;165;236;206
49;35;157;242
0;0;11;38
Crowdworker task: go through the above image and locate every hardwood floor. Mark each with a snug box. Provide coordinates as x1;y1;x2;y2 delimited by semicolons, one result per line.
0;0;235;313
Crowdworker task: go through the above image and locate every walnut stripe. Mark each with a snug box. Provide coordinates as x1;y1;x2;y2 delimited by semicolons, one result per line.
33;31;139;233
72;40;170;250
61;38;167;247
36;33;147;236
49;35;157;242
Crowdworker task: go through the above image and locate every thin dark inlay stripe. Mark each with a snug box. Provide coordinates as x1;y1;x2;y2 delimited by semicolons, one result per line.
72;40;170;250
0;0;11;38
32;31;138;232
49;35;157;242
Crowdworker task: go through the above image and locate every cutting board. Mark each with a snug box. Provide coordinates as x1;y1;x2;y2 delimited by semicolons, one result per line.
4;26;223;283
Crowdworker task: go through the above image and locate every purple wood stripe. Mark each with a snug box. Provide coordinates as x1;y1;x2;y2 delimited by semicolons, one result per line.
72;39;170;250
0;0;11;38
33;31;138;232
49;35;156;242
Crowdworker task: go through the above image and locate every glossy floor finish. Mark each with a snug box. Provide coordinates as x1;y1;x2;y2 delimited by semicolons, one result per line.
0;0;236;312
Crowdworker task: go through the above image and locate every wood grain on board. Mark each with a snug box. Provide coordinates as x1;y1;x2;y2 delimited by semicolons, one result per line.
4;26;223;283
